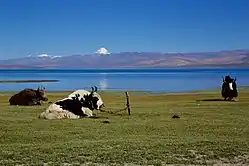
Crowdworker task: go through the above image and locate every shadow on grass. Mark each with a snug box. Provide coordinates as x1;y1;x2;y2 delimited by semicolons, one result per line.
88;116;100;119
196;99;237;102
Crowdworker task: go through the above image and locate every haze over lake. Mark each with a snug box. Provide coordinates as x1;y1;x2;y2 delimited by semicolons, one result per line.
0;68;248;92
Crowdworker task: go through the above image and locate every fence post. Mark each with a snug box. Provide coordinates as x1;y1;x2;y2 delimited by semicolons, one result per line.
125;92;131;115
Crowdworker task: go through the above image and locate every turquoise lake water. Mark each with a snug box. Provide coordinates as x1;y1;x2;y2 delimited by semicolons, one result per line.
0;68;248;92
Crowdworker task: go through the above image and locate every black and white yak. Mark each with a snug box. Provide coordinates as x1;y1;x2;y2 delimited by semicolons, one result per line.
39;86;105;119
67;86;105;110
221;75;238;101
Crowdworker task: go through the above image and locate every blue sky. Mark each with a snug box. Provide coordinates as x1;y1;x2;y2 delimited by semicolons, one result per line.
0;0;249;59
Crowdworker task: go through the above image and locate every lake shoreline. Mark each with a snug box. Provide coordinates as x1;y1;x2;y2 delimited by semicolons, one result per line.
0;86;248;96
0;79;59;83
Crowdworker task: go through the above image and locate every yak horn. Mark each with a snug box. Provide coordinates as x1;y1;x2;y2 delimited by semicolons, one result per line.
94;86;98;92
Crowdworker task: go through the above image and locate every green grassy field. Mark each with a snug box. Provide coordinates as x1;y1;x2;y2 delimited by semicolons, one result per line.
0;89;249;165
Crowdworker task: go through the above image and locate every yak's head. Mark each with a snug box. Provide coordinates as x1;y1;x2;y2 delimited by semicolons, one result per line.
83;86;105;110
36;86;48;101
223;75;237;91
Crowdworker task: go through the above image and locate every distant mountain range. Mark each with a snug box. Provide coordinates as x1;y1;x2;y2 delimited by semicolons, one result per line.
0;49;249;69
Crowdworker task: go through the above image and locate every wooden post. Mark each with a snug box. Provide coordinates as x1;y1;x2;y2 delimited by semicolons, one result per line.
125;92;131;115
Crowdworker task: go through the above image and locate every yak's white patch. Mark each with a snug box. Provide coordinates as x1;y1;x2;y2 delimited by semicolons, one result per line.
39;103;80;120
83;107;93;117
96;99;104;109
229;82;233;90
68;90;90;99
39;97;93;120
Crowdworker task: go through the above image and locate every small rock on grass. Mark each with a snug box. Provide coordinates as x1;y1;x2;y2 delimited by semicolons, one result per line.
172;115;180;119
102;120;110;124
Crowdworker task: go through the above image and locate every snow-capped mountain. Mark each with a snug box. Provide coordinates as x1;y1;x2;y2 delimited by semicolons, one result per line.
0;49;249;69
30;54;62;59
95;47;110;55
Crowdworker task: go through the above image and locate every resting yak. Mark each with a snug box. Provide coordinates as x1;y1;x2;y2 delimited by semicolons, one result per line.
39;86;105;120
221;75;238;101
9;86;48;106
68;86;105;110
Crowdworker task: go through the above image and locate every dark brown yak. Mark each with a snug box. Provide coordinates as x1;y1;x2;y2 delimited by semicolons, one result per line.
9;86;48;106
